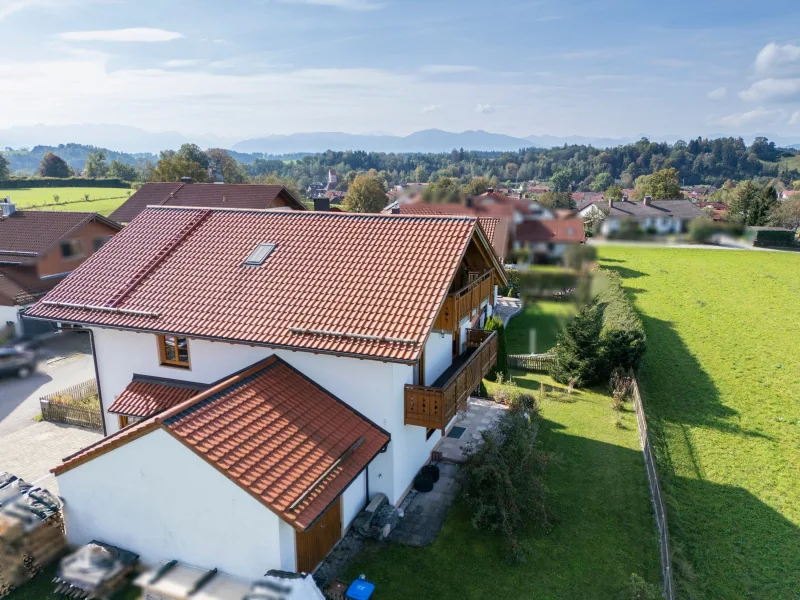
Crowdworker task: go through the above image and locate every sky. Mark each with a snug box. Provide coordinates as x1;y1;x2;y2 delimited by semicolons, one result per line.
1;0;800;140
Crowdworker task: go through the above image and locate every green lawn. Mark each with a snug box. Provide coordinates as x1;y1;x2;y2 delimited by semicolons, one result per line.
505;300;575;354
1;187;130;214
597;247;800;599
345;303;660;599
6;563;138;600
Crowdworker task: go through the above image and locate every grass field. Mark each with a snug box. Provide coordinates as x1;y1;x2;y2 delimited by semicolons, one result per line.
1;187;130;215
345;302;661;599
505;299;574;354
597;247;800;599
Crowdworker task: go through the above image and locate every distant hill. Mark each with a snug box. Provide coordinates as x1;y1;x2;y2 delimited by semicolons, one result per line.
3;144;156;175
232;129;536;154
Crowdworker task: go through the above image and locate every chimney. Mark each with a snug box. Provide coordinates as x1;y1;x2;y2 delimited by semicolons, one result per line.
643;195;652;206
313;197;331;212
391;207;400;214
487;187;494;194
608;198;614;210
1;197;15;217
465;196;474;208
180;176;193;184
518;189;523;200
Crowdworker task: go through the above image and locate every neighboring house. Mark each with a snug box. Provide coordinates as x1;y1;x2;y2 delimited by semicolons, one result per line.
27;207;506;580
109;182;306;224
695;201;729;222
326;168;338;191
780;189;800;200
572;192;605;211
0;202;121;337
527;185;551;194
579;197;707;236
514;218;586;262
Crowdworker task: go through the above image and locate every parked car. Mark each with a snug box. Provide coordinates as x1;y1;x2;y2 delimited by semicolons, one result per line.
0;346;37;378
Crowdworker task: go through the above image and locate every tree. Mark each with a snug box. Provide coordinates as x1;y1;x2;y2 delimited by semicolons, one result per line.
549;303;604;387
750;185;778;226
251;174;304;200
538;191;575;210
591;172;614;192
462;176;495;196
343;174;387;213
176;143;209;169
770;198;800;230
422;176;461;203
0;153;8;180
207;148;247;183
606;185;623;202
413;165;428;183
634;167;681;199
37;152;71;178
727;180;760;225
84;149;108;178
151;150;209;183
550;168;573;192
107;160;138;182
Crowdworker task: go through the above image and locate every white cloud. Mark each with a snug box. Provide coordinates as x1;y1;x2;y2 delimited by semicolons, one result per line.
419;64;478;75
475;103;495;114
277;0;383;10
164;59;202;68
713;106;785;127
791;111;800;125
421;104;442;113
739;78;800;103
707;87;727;100
58;28;184;43
754;42;800;75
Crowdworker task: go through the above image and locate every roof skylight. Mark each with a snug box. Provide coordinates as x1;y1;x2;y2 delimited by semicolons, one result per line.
243;243;276;266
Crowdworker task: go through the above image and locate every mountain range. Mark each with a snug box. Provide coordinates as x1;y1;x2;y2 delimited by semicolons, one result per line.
1;124;799;155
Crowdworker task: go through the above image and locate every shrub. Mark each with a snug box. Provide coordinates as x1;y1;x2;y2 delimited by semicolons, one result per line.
750;228;796;247
462;408;552;562
499;268;520;297
52;194;60;203
83;193;90;201
563;244;597;270
688;217;715;242
597;271;646;373
0;177;129;189
549;303;604;386
626;573;661;600
485;316;508;380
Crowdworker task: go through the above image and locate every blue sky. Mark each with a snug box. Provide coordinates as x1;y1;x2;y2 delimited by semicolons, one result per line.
1;0;799;139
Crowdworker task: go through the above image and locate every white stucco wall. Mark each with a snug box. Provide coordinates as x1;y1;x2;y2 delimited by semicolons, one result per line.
424;331;452;385
57;428;293;579
342;471;366;529
0;305;22;334
91;327;437;505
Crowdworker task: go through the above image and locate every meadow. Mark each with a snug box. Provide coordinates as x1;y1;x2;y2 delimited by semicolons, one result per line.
345;300;660;599
598;246;800;599
1;187;130;216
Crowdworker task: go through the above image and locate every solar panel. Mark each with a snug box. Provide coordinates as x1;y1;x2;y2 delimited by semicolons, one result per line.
243;243;275;266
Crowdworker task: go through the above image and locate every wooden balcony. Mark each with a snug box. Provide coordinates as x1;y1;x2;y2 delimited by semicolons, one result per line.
404;329;498;432
433;271;493;332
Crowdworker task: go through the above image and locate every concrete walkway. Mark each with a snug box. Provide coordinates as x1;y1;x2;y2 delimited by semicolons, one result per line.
437;398;507;463
494;296;523;325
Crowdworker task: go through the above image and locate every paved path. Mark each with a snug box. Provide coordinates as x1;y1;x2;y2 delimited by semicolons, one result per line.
494;296;523;326
0;421;101;495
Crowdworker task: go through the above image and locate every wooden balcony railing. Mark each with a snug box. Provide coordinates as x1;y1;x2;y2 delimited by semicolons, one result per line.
404;329;498;432
433;271;494;331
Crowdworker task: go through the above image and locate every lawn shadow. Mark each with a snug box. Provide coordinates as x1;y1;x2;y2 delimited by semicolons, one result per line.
601;264;649;279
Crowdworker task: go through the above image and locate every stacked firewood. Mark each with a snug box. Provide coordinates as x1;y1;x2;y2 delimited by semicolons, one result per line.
0;473;66;598
52;541;138;599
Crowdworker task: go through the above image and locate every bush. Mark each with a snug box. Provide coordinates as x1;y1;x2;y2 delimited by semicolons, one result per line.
597;271;646;373
0;177;130;188
485;316;508;380
499;268;520;297
462;408;552;562
688;217;715;242
625;573;661;600
549;303;604;386
750;228;797;247
563;244;597;270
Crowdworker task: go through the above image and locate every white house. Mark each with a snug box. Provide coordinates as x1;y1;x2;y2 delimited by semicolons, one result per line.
28;207;506;579
579;197;707;236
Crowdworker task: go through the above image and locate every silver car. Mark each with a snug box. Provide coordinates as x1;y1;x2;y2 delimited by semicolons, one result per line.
0;346;37;378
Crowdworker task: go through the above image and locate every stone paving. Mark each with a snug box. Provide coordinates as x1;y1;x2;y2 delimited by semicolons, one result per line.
0;421;101;495
437;398;507;463
494;296;523;326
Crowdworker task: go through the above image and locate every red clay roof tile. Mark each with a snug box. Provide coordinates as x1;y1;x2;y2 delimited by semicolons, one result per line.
516;218;586;243
107;377;208;418
28;208;494;362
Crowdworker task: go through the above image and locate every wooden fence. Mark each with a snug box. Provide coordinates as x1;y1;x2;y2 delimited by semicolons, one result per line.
508;353;556;372
40;380;103;432
629;372;675;600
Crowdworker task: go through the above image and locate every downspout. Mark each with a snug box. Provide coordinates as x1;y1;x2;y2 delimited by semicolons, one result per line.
86;329;107;436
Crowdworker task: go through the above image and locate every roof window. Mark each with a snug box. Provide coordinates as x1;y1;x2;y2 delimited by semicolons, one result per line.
243;243;276;266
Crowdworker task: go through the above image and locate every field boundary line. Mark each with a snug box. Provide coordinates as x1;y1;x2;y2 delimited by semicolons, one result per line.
630;370;675;600
23;194;129;209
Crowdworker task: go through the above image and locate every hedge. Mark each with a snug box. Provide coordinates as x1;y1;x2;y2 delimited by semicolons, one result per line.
484;315;508;380
596;270;646;373
751;228;796;248
0;177;130;189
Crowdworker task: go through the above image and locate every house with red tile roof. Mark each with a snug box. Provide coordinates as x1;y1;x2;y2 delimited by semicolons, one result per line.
780;189;800;200
515;218;586;262
109;182;306;224
0;200;121;337
26;207;506;579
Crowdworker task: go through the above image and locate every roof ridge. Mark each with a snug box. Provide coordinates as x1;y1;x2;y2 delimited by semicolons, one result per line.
104;208;211;308
144;205;477;220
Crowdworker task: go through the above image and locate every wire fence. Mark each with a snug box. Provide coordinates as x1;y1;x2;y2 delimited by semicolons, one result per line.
40;380;103;432
630;372;675;600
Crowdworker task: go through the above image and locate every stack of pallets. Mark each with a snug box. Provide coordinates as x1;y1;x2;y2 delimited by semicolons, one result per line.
0;473;66;598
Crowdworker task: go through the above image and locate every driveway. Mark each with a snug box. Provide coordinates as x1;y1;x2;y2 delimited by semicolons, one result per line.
0;331;102;494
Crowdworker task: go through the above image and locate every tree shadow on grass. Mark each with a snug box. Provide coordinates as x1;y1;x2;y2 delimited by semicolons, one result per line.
601;264;649;279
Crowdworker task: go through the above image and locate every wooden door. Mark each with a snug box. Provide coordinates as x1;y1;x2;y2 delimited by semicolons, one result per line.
295;498;342;574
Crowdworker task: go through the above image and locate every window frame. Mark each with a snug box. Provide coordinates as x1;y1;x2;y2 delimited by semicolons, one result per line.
60;239;84;260
157;334;191;369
